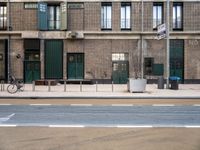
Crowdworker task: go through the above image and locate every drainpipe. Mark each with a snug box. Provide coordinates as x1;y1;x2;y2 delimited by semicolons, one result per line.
141;0;144;78
7;0;11;82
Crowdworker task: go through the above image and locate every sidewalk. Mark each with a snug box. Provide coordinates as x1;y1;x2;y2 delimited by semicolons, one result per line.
0;83;200;99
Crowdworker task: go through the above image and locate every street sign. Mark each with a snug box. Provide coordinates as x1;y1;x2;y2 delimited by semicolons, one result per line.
157;23;166;33
157;23;166;40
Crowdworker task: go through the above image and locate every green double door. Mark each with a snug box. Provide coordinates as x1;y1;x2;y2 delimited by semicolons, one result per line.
170;40;184;82
67;53;84;79
45;40;63;79
112;61;129;84
24;61;40;83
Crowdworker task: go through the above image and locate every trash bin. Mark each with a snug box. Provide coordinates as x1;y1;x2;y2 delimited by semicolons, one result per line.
158;76;164;89
169;76;181;90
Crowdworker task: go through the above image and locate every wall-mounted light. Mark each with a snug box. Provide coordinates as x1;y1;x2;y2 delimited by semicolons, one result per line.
16;54;21;59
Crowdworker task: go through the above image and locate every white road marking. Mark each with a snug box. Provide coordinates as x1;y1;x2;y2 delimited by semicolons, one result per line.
184;125;200;128
70;104;92;106
49;125;85;128
153;104;175;107
0;113;15;122
0;124;17;127
111;104;134;107
193;104;200;107
30;104;52;106
117;125;153;128
0;104;11;106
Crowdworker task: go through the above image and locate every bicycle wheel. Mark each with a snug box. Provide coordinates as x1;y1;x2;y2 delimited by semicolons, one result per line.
7;84;18;94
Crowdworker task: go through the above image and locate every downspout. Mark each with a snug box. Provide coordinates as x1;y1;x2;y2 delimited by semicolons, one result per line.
7;0;11;82
141;0;144;78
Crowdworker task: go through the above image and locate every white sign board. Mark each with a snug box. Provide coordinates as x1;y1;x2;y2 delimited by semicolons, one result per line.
157;24;166;33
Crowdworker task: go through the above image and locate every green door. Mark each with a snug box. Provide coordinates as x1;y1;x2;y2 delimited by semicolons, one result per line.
24;61;40;83
45;40;63;79
67;53;84;79
112;61;129;84
170;40;184;82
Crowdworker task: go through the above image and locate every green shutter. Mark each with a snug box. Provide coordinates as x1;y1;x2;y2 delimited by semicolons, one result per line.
60;2;67;30
38;2;48;30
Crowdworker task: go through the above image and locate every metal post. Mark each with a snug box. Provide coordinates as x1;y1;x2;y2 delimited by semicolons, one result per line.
48;81;51;92
96;81;98;92
166;0;170;89
141;0;144;78
32;81;35;91
7;0;11;82
112;81;114;92
64;80;66;92
80;81;82;92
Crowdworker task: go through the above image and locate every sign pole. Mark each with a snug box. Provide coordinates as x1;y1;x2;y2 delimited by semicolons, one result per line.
166;0;170;89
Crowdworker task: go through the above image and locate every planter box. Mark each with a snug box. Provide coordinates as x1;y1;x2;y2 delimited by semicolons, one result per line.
128;78;147;93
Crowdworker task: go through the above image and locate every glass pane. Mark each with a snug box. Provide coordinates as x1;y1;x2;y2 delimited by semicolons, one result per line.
121;7;125;28
56;6;60;29
49;7;54;20
107;6;112;28
153;6;157;28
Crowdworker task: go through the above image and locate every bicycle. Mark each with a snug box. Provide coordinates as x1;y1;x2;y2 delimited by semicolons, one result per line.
7;75;24;94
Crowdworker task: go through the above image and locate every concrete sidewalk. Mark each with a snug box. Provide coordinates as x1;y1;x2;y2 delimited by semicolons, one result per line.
0;83;200;99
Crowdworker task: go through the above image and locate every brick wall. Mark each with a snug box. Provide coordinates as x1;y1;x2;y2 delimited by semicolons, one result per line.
10;3;37;31
84;2;101;31
10;38;24;79
185;40;200;79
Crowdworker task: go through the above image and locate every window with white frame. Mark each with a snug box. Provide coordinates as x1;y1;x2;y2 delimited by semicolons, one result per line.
173;2;183;30
0;4;7;30
153;2;163;29
48;5;60;30
101;2;112;30
121;3;131;30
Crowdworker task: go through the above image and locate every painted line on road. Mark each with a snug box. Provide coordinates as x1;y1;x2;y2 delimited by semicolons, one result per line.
0;104;11;106
70;104;93;106
0;124;17;127
49;125;85;128
184;126;200;128
111;104;134;107
30;104;52;106
117;125;153;128
193;104;200;107
152;104;175;107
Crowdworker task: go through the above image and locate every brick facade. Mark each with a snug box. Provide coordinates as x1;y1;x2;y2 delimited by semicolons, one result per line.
0;1;200;83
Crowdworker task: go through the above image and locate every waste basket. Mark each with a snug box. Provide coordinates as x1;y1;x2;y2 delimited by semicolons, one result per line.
157;76;164;89
169;76;181;90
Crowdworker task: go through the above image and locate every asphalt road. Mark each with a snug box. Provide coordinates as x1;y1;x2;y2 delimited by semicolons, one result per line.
1;105;200;127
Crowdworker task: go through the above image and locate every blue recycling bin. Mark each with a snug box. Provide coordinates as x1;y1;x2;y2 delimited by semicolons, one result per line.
169;76;181;90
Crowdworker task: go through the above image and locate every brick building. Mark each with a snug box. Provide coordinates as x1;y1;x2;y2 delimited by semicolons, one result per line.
0;0;200;84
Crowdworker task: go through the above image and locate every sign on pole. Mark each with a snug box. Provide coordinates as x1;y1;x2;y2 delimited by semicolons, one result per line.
157;23;166;40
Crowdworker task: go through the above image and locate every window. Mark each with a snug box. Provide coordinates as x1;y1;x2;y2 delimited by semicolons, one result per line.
101;3;112;30
121;3;131;30
24;3;38;9
0;4;7;30
48;5;60;30
153;2;163;29
173;3;183;30
112;53;128;61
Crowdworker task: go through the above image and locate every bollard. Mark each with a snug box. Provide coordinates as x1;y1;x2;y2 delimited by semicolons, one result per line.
80;81;82;92
48;80;51;92
96;81;98;92
1;80;4;91
64;80;66;92
112;81;114;92
32;81;35;91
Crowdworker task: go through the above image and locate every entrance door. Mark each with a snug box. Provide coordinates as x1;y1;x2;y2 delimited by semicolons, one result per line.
45;40;63;79
112;61;129;84
0;40;7;81
67;53;84;79
24;61;40;83
170;40;184;82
